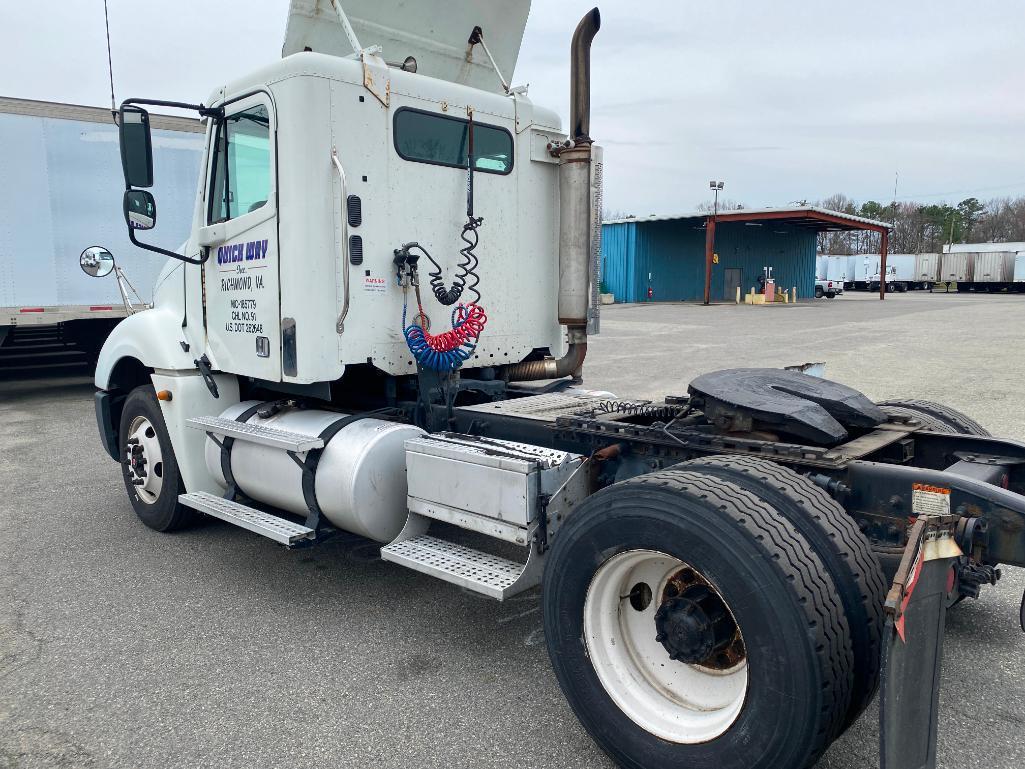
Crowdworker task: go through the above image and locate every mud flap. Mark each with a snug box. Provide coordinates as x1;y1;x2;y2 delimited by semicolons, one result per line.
879;514;962;769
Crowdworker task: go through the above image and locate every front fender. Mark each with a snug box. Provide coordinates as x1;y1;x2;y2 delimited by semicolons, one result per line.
94;305;196;389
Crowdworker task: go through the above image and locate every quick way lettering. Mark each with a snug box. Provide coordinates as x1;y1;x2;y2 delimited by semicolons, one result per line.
217;239;269;265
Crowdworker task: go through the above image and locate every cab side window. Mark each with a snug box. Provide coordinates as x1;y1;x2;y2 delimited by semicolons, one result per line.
208;104;271;223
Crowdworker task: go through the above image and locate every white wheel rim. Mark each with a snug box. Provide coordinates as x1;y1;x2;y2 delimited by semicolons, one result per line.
126;415;164;504
583;549;748;744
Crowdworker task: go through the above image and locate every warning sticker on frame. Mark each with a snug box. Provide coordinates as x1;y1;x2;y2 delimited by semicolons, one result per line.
911;483;951;516
363;274;387;294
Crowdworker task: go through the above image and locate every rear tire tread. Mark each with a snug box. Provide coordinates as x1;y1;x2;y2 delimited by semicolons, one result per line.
678;454;886;728
877;398;989;436
629;469;854;753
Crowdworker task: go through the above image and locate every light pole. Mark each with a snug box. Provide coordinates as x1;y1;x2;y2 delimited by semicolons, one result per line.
703;181;725;305
710;180;724;217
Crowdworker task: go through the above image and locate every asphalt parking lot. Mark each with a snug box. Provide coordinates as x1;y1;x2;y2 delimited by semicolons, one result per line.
2;291;1023;768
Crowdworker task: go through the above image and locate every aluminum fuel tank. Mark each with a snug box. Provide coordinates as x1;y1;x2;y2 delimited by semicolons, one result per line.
205;401;423;542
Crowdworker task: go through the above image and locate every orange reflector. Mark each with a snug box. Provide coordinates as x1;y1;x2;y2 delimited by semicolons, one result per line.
156;390;173;401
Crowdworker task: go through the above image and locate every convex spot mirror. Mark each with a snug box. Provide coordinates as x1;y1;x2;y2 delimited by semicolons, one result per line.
80;246;115;278
119;106;154;188
124;190;156;230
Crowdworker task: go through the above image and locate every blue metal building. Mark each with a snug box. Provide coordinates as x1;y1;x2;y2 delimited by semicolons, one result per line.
601;207;890;303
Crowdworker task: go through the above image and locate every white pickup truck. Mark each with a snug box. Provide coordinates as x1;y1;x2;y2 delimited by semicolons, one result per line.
815;277;843;298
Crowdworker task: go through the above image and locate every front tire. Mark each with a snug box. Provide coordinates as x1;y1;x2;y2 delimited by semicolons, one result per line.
119;385;194;531
543;469;853;769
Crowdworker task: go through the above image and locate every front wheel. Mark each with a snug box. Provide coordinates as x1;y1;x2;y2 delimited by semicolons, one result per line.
119;385;194;531
543;469;853;769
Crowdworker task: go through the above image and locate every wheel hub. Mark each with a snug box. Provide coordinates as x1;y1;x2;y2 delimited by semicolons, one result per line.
654;586;730;664
125;416;164;504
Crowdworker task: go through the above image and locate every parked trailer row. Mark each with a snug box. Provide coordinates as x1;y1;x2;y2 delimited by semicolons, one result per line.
822;250;1025;293
0;97;202;364
839;254;939;292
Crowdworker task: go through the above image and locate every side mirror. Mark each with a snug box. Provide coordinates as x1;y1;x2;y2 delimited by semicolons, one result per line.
119;106;154;187
124;190;157;230
80;246;115;278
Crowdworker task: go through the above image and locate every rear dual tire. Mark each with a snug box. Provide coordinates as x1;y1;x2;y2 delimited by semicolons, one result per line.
544;467;856;769
877;398;989;437
677;455;885;728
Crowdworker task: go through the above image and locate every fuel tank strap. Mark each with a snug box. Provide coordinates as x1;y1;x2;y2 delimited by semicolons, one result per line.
219;400;276;502
292;412;385;534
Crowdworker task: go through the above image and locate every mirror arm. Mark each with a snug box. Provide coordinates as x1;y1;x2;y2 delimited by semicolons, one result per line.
118;97;219;265
119;97;223;120
128;227;207;266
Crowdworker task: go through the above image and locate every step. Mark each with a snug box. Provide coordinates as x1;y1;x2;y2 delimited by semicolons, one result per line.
381;534;530;600
179;491;315;545
187;416;324;452
407;498;533;546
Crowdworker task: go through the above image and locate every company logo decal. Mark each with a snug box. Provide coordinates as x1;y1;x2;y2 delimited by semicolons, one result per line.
217;239;269;265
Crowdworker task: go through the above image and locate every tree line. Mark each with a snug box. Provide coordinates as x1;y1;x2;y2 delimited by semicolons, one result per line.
815;193;1025;255
606;195;1025;255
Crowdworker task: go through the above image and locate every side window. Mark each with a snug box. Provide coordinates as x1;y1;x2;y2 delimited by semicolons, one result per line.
208;104;271;223
393;108;513;175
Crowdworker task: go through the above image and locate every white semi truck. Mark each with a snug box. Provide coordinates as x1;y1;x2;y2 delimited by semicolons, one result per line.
88;3;1025;768
0;97;202;367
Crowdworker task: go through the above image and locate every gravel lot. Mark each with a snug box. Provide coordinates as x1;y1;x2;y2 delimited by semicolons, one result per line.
2;291;1023;768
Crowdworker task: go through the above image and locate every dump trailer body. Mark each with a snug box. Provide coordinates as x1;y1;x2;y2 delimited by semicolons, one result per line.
0;98;202;337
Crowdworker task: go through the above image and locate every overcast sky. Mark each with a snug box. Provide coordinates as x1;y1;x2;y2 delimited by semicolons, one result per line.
3;1;1022;215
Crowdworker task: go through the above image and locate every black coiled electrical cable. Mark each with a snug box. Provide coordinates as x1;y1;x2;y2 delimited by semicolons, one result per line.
408;215;483;306
396;110;485;307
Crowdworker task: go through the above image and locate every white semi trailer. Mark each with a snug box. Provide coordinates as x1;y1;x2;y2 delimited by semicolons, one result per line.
86;3;1025;768
0;97;202;364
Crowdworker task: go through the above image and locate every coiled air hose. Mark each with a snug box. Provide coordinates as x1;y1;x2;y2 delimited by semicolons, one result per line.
396;110;489;371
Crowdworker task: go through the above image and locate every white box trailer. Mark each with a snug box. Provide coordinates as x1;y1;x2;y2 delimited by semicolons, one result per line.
968;251;1015;290
940;252;971;284
1015;254;1025;287
821;255;851;284
0;97;203;356
913;252;940;289
852;254;878;289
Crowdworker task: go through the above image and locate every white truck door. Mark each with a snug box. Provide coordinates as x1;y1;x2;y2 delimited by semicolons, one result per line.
197;94;281;380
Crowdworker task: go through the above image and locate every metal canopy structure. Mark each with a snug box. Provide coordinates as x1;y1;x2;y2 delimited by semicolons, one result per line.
605;206;893;303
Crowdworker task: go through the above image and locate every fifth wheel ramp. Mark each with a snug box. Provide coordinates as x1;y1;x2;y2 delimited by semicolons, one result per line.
688;368;887;445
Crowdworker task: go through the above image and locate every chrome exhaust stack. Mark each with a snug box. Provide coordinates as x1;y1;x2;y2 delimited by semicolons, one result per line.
507;8;600;382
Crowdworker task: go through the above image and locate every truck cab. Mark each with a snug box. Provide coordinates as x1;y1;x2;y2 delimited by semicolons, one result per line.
84;4;1025;769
